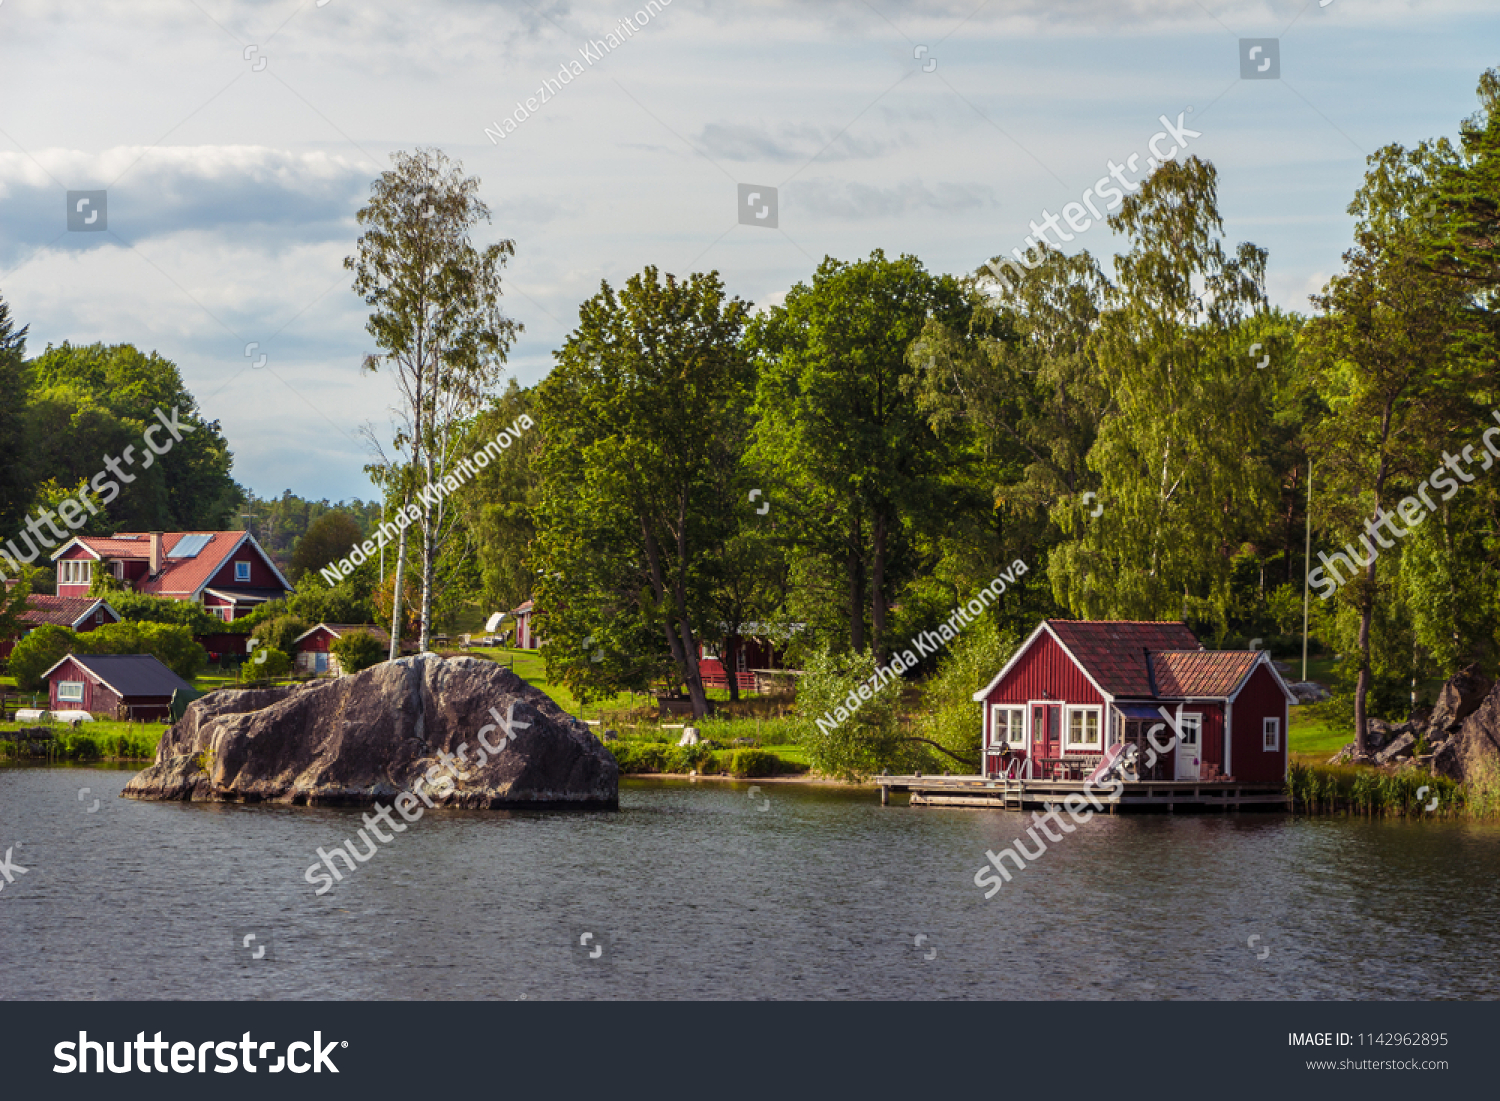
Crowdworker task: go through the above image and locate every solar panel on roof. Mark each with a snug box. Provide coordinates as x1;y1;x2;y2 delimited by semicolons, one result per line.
168;534;212;558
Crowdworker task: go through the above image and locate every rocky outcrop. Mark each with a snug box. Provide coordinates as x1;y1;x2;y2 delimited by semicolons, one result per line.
123;654;617;808
1434;681;1500;784
1427;663;1492;742
1373;731;1417;766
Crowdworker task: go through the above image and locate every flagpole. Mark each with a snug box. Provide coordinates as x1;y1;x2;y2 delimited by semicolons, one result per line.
1302;460;1312;683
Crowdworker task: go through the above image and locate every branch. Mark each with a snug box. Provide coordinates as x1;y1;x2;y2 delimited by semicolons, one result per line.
902;736;979;770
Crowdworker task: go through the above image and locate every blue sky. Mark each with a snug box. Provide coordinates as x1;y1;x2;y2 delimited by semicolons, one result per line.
1;0;1497;503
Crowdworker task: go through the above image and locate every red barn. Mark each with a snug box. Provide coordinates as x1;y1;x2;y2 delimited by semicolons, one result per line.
51;531;292;622
971;619;1295;784
0;594;121;661
42;652;194;722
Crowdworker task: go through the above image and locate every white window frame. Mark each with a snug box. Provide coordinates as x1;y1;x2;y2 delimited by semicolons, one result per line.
57;681;85;702
1262;716;1280;751
1064;705;1102;749
990;705;1025;747
235;560;251;581
60;560;93;585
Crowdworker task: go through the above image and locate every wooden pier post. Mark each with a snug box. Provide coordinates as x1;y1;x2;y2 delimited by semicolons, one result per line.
880;785;889;806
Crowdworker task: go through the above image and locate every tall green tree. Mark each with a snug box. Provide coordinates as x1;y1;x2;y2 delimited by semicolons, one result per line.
1049;157;1281;626
747;250;967;659
534;267;753;719
22;342;240;534
347;147;521;653
1304;139;1489;755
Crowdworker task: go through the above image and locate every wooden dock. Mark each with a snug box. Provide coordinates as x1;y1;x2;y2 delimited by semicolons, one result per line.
875;774;1287;812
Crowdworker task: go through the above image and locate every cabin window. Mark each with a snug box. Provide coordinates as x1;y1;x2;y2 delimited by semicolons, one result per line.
991;705;1024;746
112;561;124;579
235;561;251;581
59;560;93;585
1262;716;1280;751
57;681;85;702
1066;706;1101;748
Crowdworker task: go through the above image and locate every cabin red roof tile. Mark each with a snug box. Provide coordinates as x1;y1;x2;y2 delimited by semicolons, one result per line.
1046;619;1203;697
19;595;119;628
1149;649;1260;698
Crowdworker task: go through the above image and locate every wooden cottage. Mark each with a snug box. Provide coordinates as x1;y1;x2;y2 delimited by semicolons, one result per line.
51;530;293;622
0;594;121;661
970;619;1295;784
42;652;194;722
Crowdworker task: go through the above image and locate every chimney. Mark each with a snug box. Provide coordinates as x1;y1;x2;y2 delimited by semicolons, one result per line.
149;532;163;576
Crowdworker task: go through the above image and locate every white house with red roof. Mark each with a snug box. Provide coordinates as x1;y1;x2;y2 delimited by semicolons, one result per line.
49;531;293;622
972;619;1296;784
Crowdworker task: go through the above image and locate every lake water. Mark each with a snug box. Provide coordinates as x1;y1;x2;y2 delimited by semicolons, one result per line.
2;765;1497;1000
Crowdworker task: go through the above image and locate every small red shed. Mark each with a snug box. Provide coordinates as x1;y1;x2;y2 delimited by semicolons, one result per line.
292;623;392;675
42;652;194;722
971;620;1295;783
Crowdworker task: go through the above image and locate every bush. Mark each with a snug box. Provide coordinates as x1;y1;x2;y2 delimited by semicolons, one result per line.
330;630;385;675
251;616;310;655
727;748;779;777
7;624;79;692
608;742;670;774
797;645;908;779
246;646;292;679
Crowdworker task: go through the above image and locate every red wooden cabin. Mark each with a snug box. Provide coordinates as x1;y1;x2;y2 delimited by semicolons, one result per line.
0;593;120;661
972;620;1294;784
42;652;194;722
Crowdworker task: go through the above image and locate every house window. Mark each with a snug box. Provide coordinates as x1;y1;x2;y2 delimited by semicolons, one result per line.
1066;706;1101;748
57;681;85;702
991;705;1025;746
59;560;93;585
1263;716;1281;751
235;561;251;581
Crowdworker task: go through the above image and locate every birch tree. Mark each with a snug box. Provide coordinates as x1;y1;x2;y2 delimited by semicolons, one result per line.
346;148;520;652
1049;157;1280;625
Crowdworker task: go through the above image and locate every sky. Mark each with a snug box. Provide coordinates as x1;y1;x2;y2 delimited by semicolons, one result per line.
1;0;1497;504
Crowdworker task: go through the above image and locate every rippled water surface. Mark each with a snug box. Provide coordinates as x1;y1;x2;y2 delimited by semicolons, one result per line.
2;766;1497;1000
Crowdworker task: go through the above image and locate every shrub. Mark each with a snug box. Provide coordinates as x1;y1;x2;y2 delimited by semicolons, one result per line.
330;630;385;675
727;748;778;778
7;624;79;692
607;742;671;774
251;616;311;655
246;646;292;679
797;645;908;779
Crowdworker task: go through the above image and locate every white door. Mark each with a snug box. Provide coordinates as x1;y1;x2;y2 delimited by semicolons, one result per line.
1174;713;1202;780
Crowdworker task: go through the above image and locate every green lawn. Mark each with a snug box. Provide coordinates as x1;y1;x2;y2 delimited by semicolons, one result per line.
1289;706;1350;763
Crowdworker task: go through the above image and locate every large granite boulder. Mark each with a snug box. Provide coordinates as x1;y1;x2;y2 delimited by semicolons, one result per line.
123;654;617;808
1425;663;1492;742
1435;681;1500;785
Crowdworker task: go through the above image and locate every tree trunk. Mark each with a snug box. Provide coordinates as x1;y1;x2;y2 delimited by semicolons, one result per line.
388;500;408;662
871;510;887;662
1354;413;1394;758
419;448;435;652
848;525;866;654
642;518;705;716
